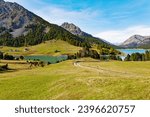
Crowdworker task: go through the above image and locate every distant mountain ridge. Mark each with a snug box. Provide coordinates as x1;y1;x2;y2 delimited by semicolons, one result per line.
121;35;150;48
61;22;119;48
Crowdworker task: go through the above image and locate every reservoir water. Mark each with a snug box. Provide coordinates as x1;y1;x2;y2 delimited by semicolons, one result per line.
24;55;68;64
118;49;147;55
118;49;148;60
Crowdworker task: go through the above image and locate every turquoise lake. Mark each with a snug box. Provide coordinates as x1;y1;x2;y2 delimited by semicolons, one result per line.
118;49;147;55
24;55;68;64
118;49;149;60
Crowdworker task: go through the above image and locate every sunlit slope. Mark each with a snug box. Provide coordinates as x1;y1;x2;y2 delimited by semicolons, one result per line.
0;40;81;56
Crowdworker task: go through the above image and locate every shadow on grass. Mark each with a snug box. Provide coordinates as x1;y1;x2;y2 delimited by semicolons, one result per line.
0;68;17;74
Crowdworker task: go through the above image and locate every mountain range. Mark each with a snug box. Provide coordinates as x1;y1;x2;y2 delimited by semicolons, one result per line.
0;0;89;47
121;35;150;48
0;0;114;49
0;0;150;49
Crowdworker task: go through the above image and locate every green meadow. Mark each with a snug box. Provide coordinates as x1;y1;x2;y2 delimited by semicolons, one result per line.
0;40;150;100
0;58;150;100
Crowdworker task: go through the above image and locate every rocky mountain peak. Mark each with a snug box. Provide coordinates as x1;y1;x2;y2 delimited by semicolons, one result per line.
0;0;39;37
61;22;82;35
130;35;145;40
61;22;118;48
121;34;150;48
61;22;92;37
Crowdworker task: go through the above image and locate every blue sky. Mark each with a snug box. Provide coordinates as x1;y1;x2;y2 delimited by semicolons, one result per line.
7;0;150;44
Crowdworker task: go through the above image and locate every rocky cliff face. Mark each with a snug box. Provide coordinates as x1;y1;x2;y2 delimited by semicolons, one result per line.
0;0;41;37
121;35;150;48
61;22;92;37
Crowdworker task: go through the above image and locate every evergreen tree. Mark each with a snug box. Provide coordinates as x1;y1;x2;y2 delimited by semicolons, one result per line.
125;54;131;61
0;51;3;59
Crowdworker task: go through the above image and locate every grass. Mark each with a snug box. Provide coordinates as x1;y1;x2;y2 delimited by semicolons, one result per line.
0;58;150;100
0;40;81;56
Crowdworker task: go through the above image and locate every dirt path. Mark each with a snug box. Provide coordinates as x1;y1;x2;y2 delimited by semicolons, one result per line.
74;61;105;72
74;61;141;78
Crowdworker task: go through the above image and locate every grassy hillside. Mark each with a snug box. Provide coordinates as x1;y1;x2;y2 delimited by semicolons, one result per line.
79;36;121;49
0;40;81;56
0;58;150;99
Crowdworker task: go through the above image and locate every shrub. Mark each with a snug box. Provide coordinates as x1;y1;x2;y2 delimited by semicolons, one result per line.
0;51;3;59
19;56;24;60
3;54;14;60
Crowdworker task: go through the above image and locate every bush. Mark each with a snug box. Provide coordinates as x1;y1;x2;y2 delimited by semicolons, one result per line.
47;62;51;65
19;56;24;60
3;54;14;60
54;50;60;53
0;51;3;59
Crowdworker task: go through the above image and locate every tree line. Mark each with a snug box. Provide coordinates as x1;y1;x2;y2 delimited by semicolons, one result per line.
68;47;122;61
0;24;91;48
124;50;150;61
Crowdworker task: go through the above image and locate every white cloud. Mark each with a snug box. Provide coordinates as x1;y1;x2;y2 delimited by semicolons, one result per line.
95;25;150;44
33;6;99;25
6;0;100;26
5;0;102;34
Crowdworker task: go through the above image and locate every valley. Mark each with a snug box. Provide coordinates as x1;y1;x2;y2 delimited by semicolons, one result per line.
0;58;150;99
0;0;150;100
